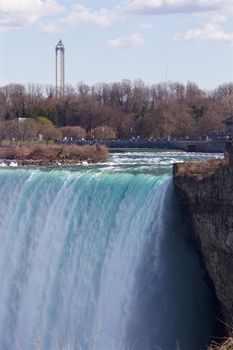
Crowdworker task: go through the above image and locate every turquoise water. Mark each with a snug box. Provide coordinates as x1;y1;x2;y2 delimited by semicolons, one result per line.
0;152;222;350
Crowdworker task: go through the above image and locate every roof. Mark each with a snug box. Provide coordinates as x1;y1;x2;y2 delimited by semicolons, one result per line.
56;39;65;50
222;115;233;124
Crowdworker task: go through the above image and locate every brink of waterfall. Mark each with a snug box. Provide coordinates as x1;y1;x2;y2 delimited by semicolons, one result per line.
0;152;223;350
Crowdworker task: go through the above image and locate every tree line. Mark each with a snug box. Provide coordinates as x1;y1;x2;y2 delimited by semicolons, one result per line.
0;80;233;141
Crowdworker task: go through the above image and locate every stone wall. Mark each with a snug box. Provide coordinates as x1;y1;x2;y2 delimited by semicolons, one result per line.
173;163;233;329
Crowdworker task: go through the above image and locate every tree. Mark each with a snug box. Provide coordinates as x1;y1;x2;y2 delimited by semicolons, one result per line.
1;84;27;119
4;120;19;142
60;126;86;140
18;118;38;141
35;117;61;143
0;80;231;140
0;121;5;145
40;125;61;143
89;126;116;140
117;113;135;138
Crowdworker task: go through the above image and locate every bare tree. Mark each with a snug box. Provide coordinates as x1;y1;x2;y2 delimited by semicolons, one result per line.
60;126;86;140
89;126;116;140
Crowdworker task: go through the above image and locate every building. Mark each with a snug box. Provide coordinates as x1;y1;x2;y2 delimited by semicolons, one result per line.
222;115;233;134
18;118;27;123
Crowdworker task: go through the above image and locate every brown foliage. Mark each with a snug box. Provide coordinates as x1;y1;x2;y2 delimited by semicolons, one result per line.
39;125;61;143
0;80;233;139
174;159;227;180
0;144;109;164
0;147;17;159
0;118;62;143
89;126;116;140
60;126;86;140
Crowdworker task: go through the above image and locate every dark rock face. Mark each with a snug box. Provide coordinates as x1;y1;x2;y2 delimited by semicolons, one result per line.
173;163;233;329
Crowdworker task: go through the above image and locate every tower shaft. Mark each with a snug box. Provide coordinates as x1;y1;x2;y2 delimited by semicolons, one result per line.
55;40;65;97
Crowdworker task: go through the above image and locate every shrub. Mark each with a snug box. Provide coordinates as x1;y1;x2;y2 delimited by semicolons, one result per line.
89;126;116;140
174;159;227;179
0;144;109;164
60;126;86;140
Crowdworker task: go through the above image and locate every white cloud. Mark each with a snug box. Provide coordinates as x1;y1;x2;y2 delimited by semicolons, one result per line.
1;0;232;40
39;5;121;33
0;0;64;30
139;21;153;29
193;11;227;26
198;13;227;23
183;23;233;44
108;32;145;48
0;0;64;15
122;0;233;15
0;1;121;32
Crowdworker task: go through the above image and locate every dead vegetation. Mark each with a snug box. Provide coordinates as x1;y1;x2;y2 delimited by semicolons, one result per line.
0;144;109;165
174;159;227;180
208;337;233;350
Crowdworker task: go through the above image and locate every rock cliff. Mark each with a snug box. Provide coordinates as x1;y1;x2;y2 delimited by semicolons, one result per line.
173;158;233;330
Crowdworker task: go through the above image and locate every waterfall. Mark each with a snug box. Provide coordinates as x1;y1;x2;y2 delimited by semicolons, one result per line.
0;166;218;350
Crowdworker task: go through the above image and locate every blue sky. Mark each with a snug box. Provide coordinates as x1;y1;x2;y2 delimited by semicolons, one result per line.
0;0;233;89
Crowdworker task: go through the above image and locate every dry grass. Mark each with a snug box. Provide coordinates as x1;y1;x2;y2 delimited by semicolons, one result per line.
0;144;109;165
208;337;233;350
174;159;227;180
208;324;233;350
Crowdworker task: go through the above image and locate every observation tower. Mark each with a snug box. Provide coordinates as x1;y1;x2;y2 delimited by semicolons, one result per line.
55;39;65;97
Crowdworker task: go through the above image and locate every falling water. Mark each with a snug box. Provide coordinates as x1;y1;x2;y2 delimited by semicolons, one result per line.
0;152;222;350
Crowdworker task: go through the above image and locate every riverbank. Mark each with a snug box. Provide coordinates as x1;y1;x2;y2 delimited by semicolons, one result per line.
61;138;226;153
0;144;109;165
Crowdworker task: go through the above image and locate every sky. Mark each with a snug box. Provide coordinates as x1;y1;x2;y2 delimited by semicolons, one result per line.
0;0;233;90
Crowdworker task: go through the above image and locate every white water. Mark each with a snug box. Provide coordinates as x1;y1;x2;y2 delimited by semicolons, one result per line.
0;152;221;350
